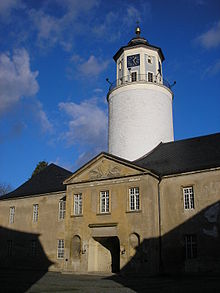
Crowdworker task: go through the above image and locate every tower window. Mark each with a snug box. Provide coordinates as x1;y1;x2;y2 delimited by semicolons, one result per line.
148;72;153;82
183;187;195;210
147;56;152;64
131;72;137;82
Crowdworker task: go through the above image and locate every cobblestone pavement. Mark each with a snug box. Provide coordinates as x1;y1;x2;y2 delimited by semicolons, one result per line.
1;270;220;293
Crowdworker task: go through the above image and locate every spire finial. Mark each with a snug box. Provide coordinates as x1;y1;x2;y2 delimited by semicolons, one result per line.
135;21;141;36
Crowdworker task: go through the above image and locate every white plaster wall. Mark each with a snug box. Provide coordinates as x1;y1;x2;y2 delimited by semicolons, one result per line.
108;83;174;161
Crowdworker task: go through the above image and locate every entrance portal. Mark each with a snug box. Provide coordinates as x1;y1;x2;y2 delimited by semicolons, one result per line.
88;236;120;273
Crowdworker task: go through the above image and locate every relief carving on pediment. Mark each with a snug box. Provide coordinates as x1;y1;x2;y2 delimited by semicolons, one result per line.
89;165;121;179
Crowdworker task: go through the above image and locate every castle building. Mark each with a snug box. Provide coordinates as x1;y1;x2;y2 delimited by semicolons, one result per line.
0;26;220;275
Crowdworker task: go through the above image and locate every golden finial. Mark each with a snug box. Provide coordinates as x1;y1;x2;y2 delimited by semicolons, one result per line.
135;21;141;36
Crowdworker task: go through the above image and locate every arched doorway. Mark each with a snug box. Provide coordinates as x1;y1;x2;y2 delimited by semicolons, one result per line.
88;236;120;273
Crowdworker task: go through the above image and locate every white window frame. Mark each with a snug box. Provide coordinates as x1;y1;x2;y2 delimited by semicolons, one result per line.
57;239;64;259
100;190;110;213
129;187;140;211
9;206;15;224
58;199;66;220
183;187;195;210
185;234;197;259
74;193;82;215
147;71;153;82
33;204;39;222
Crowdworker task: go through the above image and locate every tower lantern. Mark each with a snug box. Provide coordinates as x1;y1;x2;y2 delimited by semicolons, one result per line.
107;26;174;161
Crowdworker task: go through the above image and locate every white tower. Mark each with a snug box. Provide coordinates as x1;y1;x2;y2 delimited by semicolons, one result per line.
107;25;174;161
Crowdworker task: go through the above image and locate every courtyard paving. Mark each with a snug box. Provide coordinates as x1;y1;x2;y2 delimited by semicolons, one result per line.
1;270;220;293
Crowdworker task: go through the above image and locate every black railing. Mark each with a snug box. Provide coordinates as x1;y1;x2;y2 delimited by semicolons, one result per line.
108;74;172;91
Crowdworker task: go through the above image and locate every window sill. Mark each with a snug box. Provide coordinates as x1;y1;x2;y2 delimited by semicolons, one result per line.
96;212;111;216
71;214;83;217
126;209;142;214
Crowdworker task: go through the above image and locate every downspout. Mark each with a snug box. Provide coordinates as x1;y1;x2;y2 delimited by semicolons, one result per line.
157;177;163;273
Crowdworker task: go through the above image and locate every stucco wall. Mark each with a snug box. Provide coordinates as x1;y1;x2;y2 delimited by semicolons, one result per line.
108;83;174;161
0;192;66;271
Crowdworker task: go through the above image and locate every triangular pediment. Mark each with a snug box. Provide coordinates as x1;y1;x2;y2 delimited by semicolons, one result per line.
64;153;150;184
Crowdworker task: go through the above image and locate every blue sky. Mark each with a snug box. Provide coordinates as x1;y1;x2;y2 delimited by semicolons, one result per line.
0;0;220;190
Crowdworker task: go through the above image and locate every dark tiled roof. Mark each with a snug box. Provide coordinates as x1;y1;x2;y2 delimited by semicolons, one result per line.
0;164;72;200
134;133;220;176
113;36;165;62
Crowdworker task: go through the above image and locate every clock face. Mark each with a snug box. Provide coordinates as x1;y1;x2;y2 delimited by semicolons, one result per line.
127;54;140;67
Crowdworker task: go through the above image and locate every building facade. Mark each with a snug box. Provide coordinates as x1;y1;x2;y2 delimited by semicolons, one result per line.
0;27;220;275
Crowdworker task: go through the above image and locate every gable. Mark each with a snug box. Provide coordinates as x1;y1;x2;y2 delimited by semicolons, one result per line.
64;153;149;184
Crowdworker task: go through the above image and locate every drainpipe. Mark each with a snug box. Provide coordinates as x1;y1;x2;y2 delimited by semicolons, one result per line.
157;178;163;273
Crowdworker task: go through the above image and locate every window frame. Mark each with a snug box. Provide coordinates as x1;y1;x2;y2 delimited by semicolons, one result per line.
57;239;64;259
147;71;153;82
183;186;195;210
128;187;140;211
33;204;39;223
131;71;137;82
100;190;110;214
185;234;197;259
58;199;66;220
9;206;15;224
74;193;82;216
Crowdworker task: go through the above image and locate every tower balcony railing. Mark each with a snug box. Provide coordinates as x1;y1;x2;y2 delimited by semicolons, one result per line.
108;74;172;92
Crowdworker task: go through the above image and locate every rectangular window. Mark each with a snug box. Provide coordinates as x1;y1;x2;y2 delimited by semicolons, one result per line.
74;193;82;215
33;204;39;222
147;55;152;64
7;240;13;256
131;72;137;82
9;207;15;224
129;187;140;211
183;187;195;210
31;240;38;257
57;239;64;259
100;190;110;213
185;234;197;259
58;200;66;220
148;72;153;82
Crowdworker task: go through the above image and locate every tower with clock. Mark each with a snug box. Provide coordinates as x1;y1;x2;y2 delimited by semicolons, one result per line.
107;25;174;161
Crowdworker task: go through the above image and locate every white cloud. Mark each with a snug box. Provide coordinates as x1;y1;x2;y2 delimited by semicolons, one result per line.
202;59;220;78
35;101;53;133
77;55;109;77
0;0;22;18
0;48;39;115
59;98;107;149
195;21;220;49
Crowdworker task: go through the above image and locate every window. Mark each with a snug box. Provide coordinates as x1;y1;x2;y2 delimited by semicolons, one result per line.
131;72;137;82
185;234;197;259
74;193;82;215
148;72;153;82
100;190;109;213
183;187;195;210
57;239;64;259
119;60;122;71
58;200;66;220
147;55;152;64
129;187;140;211
7;240;13;256
9;207;15;224
33;204;39;222
31;240;38;257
